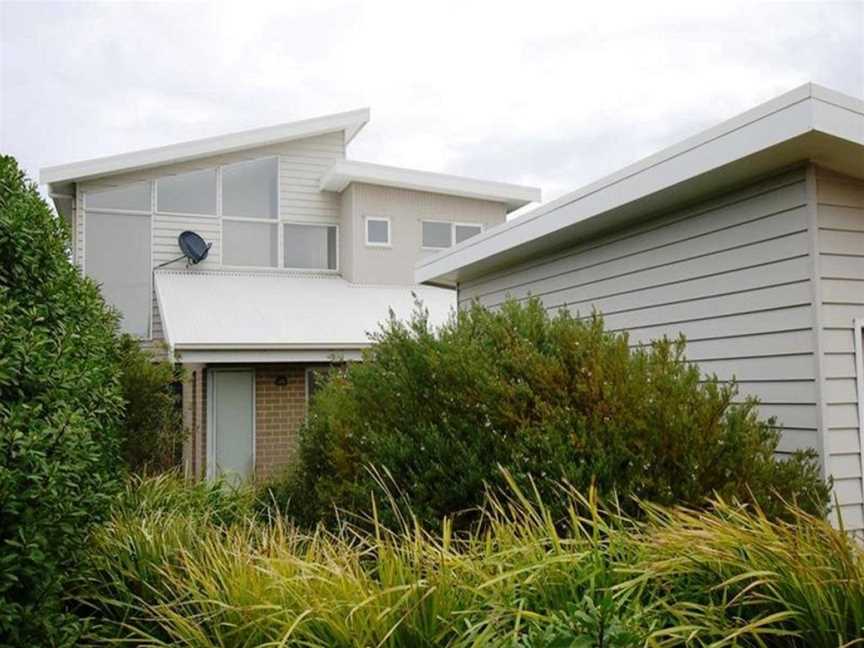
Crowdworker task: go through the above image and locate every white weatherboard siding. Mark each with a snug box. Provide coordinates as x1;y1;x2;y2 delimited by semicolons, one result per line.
76;133;346;348
816;168;864;532
459;167;821;455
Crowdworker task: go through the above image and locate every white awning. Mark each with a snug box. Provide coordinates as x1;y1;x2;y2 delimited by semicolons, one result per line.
154;270;455;364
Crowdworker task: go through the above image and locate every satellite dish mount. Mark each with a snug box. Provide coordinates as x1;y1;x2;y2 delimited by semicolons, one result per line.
156;231;212;268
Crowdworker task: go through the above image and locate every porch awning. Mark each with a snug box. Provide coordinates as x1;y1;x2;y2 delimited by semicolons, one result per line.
154;269;455;363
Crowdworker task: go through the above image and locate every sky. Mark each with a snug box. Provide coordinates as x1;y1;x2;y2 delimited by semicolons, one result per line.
1;0;862;208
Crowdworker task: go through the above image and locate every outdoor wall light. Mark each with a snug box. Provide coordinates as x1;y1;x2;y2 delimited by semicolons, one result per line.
274;375;288;387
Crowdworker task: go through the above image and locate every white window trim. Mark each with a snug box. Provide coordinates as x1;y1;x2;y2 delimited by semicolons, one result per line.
220;155;280;222
81;182;155;341
421;220;484;250
420;219;453;251
453;221;484;245
217;156;281;270
154;168;219;218
365;216;391;248
206;367;256;481
282;221;340;274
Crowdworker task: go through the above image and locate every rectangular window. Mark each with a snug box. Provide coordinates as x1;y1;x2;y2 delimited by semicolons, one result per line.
86;182;151;211
85;211;151;337
283;223;337;270
222;220;278;267
366;217;390;246
454;223;483;244
422;221;484;249
422;221;452;249
222;158;278;219
157;168;217;215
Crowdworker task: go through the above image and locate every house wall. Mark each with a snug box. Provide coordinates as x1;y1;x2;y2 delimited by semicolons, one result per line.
254;365;307;479
76;132;346;346
347;183;508;285
814;167;864;532
182;363;312;481
457;164;864;533
459;167;823;448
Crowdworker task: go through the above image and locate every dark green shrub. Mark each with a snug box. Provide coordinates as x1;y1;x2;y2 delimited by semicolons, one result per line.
0;156;125;645
118;335;185;473
281;299;829;529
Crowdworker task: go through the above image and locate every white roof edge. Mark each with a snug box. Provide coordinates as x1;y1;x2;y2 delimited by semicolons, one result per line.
40;107;371;186
416;82;864;284
319;159;541;212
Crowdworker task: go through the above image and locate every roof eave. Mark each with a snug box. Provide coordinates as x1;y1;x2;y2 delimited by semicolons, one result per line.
39;107;371;186
416;83;864;286
319;160;541;211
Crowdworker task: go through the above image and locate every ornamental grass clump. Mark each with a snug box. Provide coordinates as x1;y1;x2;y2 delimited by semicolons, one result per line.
79;470;864;647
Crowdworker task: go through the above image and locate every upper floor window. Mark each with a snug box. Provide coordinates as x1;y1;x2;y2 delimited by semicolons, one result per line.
366;217;390;247
86;181;151;211
422;220;482;249
84;182;152;337
220;158;279;268
284;223;337;270
222;157;278;219
156;168;217;215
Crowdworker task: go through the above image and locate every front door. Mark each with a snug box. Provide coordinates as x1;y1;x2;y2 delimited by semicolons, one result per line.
209;369;254;482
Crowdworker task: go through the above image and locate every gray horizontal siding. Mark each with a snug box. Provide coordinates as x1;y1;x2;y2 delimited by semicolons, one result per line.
816;167;864;532
458;167;820;459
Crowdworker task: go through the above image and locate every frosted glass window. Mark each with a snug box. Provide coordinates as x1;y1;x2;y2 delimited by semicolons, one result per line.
422;221;452;248
455;223;482;244
84;211;151;337
156;168;216;215
284;224;337;270
222;220;277;267
86;182;151;212
366;218;390;245
222;158;278;219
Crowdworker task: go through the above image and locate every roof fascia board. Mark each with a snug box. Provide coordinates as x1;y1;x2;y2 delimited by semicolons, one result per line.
416;84;863;284
175;348;364;364
320;160;541;211
41;108;370;186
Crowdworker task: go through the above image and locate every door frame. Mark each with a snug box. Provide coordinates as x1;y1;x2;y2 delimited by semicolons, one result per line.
206;367;256;481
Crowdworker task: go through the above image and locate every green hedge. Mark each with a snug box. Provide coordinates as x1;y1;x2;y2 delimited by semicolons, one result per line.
278;299;829;529
0;156;125;645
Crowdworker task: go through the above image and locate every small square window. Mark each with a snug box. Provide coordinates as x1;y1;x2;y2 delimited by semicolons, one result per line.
366;218;390;246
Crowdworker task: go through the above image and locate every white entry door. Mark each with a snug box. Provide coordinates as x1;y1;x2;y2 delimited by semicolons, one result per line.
208;369;254;482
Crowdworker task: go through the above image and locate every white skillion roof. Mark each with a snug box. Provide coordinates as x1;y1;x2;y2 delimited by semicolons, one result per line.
40;108;370;187
416;83;864;285
154;270;455;364
319;159;541;212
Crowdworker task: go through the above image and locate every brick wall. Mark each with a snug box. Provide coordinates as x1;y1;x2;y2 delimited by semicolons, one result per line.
254;365;307;479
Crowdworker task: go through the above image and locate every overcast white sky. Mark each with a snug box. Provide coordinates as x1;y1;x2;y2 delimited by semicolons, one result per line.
1;1;862;206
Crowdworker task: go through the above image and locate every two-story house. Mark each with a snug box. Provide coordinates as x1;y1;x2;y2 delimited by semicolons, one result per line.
40;108;540;481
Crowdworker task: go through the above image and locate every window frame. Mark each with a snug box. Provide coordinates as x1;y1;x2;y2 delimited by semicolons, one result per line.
420;219;454;250
82;181;155;340
154;167;219;218
453;221;484;245
218;156;281;270
364;216;391;248
420;220;484;250
282;220;340;273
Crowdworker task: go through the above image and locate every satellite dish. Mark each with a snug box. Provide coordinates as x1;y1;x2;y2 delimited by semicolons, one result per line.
178;231;211;265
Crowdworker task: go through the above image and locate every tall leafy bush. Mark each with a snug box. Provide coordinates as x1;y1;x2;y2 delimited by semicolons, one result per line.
284;299;829;528
118;335;185;473
0;156;125;645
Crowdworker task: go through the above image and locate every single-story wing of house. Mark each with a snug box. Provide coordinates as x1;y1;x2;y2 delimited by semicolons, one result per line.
417;83;864;534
